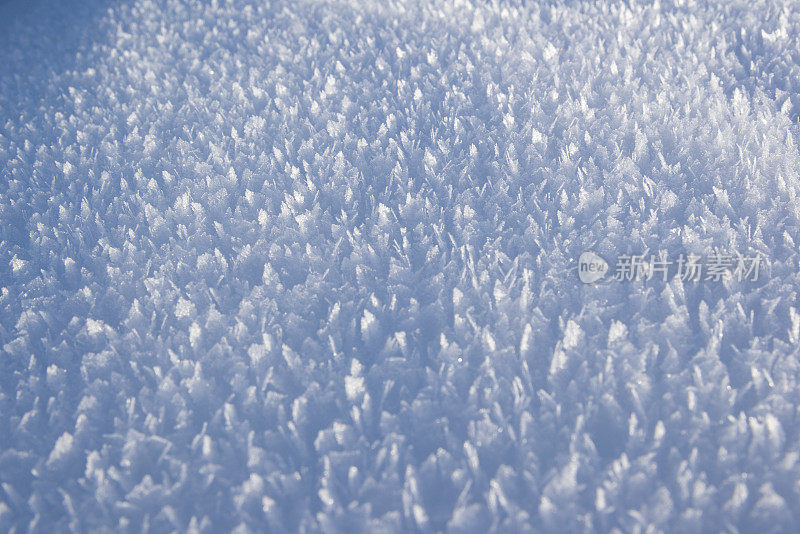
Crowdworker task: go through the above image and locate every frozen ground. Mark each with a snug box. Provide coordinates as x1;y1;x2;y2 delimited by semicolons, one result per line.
2;0;800;531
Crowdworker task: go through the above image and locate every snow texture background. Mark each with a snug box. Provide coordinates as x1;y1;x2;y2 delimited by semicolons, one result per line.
2;0;800;531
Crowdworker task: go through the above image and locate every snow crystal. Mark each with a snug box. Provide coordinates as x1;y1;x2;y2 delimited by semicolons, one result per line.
2;0;800;530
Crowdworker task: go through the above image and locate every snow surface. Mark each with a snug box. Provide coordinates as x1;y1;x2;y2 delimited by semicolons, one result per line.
2;0;800;531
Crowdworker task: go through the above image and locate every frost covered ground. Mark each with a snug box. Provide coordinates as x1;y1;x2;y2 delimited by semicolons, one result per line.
2;0;800;531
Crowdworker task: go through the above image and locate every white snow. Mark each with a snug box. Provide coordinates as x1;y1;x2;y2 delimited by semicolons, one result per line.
2;0;800;531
